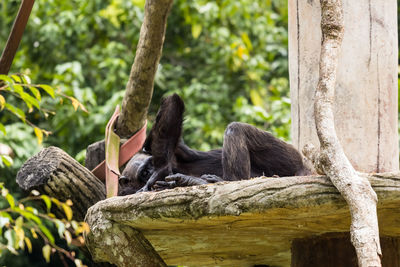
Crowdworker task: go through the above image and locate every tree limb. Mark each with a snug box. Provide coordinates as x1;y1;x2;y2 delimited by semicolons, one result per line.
303;0;382;266
115;0;174;138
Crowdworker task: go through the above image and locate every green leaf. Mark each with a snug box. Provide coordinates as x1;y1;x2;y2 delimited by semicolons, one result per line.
42;244;51;263
0;215;11;228
38;224;55;244
241;32;253;51
191;24;202;39
0;95;5;110
24;237;32;253
18;209;41;225
54;219;65;238
9;84;23;95
20;74;31;84
38;84;55;98
62;203;73;220
5;193;15;208
21;92;40;109
0;123;5;135
5;103;26;121
0;75;13;83
34;128;44;145
4;229;16;248
11;75;22;83
40;195;52;211
1;155;13;167
28;86;41;101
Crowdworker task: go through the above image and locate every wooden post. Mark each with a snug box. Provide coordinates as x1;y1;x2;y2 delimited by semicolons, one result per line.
289;0;398;265
0;0;35;75
289;0;398;173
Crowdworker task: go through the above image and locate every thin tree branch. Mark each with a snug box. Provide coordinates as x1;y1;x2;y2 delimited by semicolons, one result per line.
115;0;174;138
303;0;382;266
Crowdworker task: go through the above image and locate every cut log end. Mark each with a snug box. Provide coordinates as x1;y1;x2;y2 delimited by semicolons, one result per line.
16;146;63;191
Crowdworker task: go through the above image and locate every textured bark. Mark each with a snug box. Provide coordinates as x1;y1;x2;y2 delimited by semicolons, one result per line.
115;0;174;138
85;140;106;171
303;0;382;266
289;0;398;173
85;173;400;267
16;146;106;221
0;0;35;75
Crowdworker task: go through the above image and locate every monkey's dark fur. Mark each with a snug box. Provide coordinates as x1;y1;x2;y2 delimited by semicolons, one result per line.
118;94;311;195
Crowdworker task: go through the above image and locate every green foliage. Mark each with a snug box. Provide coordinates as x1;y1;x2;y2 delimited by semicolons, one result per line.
1;0;290;156
0;184;88;266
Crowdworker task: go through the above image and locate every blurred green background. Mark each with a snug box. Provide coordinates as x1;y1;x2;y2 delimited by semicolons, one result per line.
0;0;398;266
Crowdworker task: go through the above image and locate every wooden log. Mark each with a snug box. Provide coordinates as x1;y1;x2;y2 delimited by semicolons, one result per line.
16;146;105;221
17;146;166;266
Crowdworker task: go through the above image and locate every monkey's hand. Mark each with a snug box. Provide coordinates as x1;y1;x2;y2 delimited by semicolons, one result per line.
153;173;208;191
200;174;224;183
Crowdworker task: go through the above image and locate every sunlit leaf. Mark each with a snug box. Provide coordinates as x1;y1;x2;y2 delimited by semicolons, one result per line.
54;219;65;237
74;259;83;267
34;127;43;145
4;229;15;247
38;224;55;244
0;75;13;83
1;155;13;167
40;195;52;211
191;24;202;39
66;199;73;206
28;86;41;101
24;237;32;253
20;74;31;84
9;84;23;95
250;89;263;107
31;190;40;196
42;244;51;263
64;230;72;244
11;75;22;83
0;95;5;110
5;103;25;121
241;32;253;51
5;193;15;208
21;92;40;109
38;84;55;98
62;203;73;220
30;228;38;239
0;215;10;228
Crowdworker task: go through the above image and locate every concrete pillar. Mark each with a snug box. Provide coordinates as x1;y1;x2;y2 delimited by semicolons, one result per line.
289;0;398;172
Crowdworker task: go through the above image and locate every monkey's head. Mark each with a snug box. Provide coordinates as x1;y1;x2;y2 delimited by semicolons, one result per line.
118;153;154;196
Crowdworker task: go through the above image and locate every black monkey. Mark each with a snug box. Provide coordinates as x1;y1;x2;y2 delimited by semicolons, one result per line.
118;94;310;196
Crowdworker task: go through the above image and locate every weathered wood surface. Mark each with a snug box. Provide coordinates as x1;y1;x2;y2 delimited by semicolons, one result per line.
289;0;398;173
16;146;106;221
85;172;400;267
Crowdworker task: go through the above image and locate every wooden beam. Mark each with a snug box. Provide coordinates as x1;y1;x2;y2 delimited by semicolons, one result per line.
0;0;35;75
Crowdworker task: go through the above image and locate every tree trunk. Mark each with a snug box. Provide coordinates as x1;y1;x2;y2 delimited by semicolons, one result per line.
289;0;398;172
115;0;174;138
289;0;392;265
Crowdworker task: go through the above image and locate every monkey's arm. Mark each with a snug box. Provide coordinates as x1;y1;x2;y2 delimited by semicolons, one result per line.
153;173;224;191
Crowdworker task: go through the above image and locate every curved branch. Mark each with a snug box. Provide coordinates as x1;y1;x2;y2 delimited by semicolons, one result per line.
115;0;174;138
304;0;382;265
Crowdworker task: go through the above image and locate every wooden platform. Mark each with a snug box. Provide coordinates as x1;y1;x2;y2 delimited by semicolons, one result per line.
85;173;400;267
